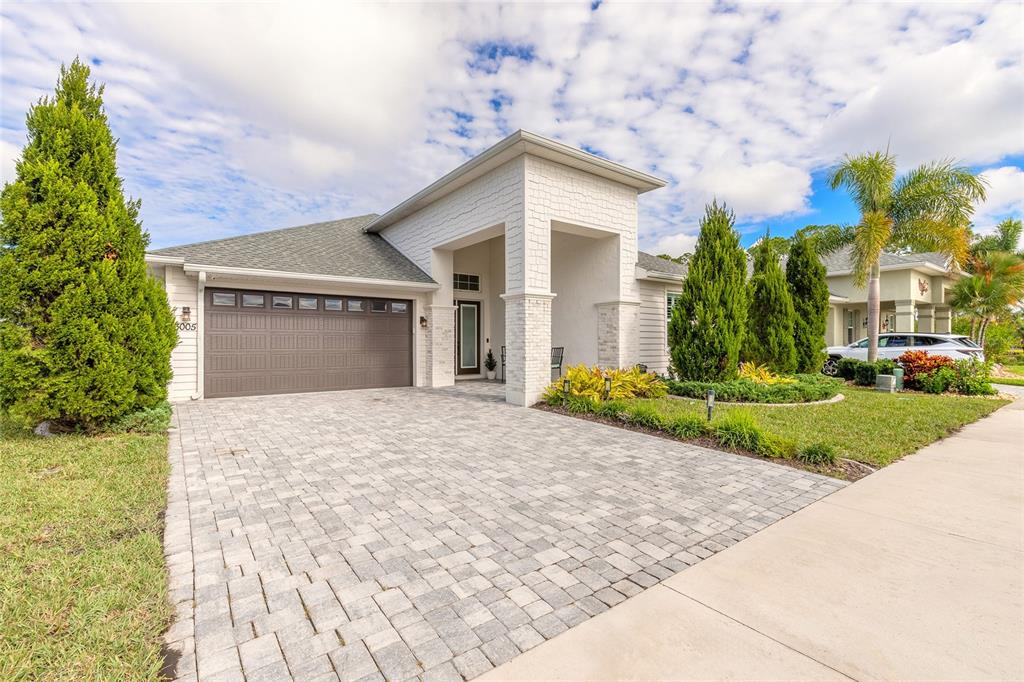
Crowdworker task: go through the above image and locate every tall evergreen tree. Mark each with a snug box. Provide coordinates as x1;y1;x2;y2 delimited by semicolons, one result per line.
786;231;830;372
669;201;747;381
745;234;797;373
0;59;176;429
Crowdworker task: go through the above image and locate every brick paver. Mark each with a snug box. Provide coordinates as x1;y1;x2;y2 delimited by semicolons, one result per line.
163;382;844;681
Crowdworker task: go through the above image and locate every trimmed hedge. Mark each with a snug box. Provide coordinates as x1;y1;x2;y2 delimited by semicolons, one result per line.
665;373;841;404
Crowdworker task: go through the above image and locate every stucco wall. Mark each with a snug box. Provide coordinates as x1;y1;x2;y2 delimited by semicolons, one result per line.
550;230;619;368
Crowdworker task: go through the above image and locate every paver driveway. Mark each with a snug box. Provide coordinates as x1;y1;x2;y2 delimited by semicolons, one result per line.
163;382;845;682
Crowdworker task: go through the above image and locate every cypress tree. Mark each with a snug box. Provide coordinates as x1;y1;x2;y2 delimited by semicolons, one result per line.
0;59;176;429
786;231;830;372
669;201;747;381
745;234;797;373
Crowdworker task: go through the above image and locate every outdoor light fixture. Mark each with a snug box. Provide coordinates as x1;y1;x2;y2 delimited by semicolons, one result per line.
180;306;191;322
706;388;715;421
563;378;571;397
419;315;428;329
603;376;612;400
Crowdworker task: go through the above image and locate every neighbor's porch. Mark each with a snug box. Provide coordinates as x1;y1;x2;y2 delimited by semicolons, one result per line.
826;301;953;345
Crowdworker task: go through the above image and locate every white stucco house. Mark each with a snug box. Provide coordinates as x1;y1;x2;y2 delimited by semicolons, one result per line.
146;130;688;406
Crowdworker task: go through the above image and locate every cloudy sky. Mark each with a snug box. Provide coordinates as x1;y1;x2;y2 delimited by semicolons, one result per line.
2;1;1022;253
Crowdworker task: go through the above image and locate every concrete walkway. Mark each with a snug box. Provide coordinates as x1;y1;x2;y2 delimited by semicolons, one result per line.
484;396;1024;681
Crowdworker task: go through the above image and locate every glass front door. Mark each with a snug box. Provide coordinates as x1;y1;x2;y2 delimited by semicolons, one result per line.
456;301;480;375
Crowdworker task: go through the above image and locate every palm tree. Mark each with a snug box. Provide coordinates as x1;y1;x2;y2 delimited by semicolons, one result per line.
971;218;1022;257
815;152;987;361
951;250;1024;347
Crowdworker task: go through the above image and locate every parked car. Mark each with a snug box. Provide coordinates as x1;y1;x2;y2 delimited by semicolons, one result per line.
822;333;985;375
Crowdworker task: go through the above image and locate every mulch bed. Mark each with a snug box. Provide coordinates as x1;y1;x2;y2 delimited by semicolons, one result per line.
534;403;872;482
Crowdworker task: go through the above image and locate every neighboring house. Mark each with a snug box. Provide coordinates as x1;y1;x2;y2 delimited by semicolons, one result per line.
821;247;959;346
146;130;685;406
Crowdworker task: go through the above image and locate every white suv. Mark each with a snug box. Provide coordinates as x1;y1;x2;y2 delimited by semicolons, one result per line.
823;333;985;375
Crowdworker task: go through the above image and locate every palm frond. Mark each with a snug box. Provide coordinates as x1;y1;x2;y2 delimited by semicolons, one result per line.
849;211;892;285
827;151;896;214
802;224;854;256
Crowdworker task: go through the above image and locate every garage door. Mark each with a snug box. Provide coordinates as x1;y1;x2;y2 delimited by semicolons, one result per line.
204;288;412;398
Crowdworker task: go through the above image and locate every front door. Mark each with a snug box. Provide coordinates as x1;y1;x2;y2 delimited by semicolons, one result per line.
455;300;481;375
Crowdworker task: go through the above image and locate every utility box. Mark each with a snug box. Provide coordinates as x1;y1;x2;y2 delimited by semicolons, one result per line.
893;367;904;391
876;374;897;393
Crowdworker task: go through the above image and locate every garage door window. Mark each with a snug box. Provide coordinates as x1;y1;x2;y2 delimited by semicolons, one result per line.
391;302;407;314
272;296;293;309
347;299;364;312
242;294;264;307
212;292;235;306
298;296;318;310
371;300;387;313
325;298;343;311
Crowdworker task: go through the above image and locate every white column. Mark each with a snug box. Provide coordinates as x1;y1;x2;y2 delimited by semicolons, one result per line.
917;305;934;333
596;300;641;368
894;300;915;333
502;292;554;406
426;248;456;388
934;306;952;333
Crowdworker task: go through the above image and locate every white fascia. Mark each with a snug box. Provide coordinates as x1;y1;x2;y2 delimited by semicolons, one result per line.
180;263;440;290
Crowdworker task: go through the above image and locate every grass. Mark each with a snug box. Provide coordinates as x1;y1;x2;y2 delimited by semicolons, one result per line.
992;365;1024;386
625;387;1008;468
0;425;172;680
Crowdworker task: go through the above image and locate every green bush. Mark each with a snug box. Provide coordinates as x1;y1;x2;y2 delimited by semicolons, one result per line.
797;442;837;466
542;364;666;404
666;374;840;404
712;410;763;451
836;357;862;380
853;361;878;386
107;402;172;434
564;395;597;414
875;359;898;375
667;413;707;439
593;399;628;420
0;60;177;431
787;232;830;373
919;367;955;394
622;402;666;429
745;235;797;373
758;433;798;459
950;360;996;396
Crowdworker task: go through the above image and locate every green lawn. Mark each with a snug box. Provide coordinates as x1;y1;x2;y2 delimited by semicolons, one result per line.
630;387;1008;468
993;364;1024;385
0;429;172;680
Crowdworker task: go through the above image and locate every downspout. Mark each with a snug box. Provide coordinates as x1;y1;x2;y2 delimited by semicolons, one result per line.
192;271;206;400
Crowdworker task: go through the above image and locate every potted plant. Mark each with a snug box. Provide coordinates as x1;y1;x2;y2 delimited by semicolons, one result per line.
484;349;498;380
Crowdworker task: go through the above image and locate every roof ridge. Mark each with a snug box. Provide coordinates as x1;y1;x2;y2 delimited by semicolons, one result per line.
150;213;380;254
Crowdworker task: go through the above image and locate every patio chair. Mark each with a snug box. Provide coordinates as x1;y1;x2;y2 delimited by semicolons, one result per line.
500;346;506;384
551;346;564;380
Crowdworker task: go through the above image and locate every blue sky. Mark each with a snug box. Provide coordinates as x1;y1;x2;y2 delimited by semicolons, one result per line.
2;2;1022;253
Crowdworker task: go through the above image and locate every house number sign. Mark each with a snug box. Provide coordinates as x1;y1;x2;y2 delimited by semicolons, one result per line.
176;321;198;332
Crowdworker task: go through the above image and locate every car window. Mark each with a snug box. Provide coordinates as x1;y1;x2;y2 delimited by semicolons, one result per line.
879;335;909;347
913;336;938;346
853;338;869;348
953;336;981;348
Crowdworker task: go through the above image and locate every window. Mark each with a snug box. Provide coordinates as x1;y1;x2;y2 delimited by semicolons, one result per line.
453;273;480;291
879;335;908;348
666;293;680;324
324;298;343;311
272;296;293;309
913;335;939;346
242;293;264;307
371;300;388;313
347;299;364;312
854;338;869;348
212;292;235;306
298;296;318;310
391;302;408;314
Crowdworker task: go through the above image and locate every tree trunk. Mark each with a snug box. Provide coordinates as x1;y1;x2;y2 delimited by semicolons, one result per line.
969;316;978;342
867;259;881;362
979;317;990;350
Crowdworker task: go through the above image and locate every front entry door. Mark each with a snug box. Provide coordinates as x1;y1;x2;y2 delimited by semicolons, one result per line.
455;300;481;375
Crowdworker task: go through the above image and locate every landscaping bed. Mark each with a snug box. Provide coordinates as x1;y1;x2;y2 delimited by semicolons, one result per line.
0;428;172;680
665;373;842;403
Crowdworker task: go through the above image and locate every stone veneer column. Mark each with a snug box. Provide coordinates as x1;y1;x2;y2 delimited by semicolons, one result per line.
502;292;554;406
425;304;456;388
596;301;640;368
934;306;952;333
894;300;916;333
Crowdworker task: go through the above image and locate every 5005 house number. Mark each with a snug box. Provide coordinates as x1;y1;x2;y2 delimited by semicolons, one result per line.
176;322;198;332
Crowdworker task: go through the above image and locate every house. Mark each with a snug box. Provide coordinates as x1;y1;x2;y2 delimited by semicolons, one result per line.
146;130;689;406
821;248;959;346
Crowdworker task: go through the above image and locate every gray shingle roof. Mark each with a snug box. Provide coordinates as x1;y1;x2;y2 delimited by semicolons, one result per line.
637;251;688;278
149;214;434;284
821;246;949;274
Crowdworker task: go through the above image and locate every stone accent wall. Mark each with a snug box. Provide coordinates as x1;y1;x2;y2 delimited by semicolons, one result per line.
596;301;640;368
503;293;553;406
425;304;456;388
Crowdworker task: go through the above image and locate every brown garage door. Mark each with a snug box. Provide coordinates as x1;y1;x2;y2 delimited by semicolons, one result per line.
204;288;412;398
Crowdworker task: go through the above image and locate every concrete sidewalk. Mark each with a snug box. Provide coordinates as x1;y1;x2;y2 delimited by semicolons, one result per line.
483;396;1024;681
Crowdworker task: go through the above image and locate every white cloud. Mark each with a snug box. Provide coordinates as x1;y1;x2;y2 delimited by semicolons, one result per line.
1;0;1021;252
650;232;699;258
1;138;19;184
974;166;1024;230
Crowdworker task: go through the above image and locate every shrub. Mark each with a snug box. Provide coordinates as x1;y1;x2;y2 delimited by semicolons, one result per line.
836;357;862;380
737;362;797;385
543;365;667;404
0;60;177;430
950;360;996;396
667;374;840;404
593;399;629;420
669;201;747;381
875;359;898;375
919;367;955;394
745;235;797;373
852;361;879;386
787;232;830;373
757;433;798;459
107;402;172;434
897;350;954;389
564;395;597;414
622;402;666;429
667;413;707;439
797;442;837;466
